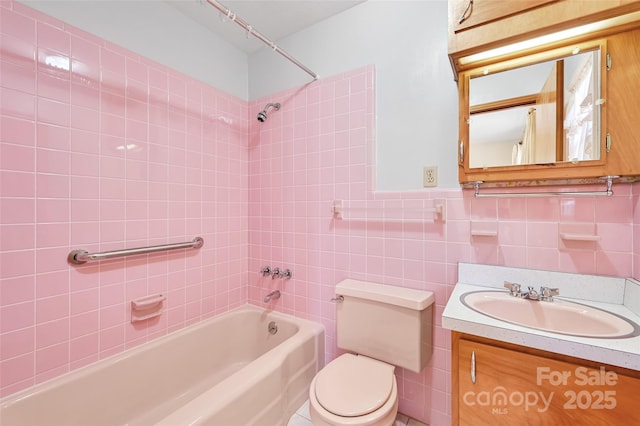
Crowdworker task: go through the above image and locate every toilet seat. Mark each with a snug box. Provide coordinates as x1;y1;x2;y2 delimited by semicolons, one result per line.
314;354;395;417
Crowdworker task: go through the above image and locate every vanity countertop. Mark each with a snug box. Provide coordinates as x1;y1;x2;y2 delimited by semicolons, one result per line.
443;263;640;371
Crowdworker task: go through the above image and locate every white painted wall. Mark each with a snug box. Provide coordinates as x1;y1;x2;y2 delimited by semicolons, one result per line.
21;0;249;100
249;0;460;190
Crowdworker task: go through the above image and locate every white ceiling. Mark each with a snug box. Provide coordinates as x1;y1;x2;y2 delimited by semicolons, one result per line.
167;0;366;54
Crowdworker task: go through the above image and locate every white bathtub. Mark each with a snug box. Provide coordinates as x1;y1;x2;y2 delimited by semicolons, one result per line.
0;305;325;426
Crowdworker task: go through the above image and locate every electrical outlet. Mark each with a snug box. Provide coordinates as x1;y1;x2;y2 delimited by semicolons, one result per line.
423;166;438;187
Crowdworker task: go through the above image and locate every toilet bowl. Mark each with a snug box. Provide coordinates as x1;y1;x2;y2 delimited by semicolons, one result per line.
308;354;398;426
310;279;434;426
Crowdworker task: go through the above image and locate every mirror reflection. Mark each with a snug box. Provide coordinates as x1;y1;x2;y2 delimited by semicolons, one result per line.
468;49;601;169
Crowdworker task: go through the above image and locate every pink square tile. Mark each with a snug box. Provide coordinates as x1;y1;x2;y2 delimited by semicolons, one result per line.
35;294;68;323
37;22;69;55
70;37;100;84
70;152;99;177
1;301;35;333
70;288;99;316
0;275;35;305
35;317;69;349
35;270;69;298
35;198;68;223
526;198;559;221
596;251;632;276
1;116;35;146
70;83;99;110
70;311;99;339
70;332;99;362
596;195;633;223
526;222;558;248
35;173;69;198
36;48;69;82
71;105;100;131
37;71;69;102
37;97;69;126
36;147;69;175
1;28;36;70
101;113;125;138
1;8;35;42
0;250;35;280
1;60;36;94
1;87;35;119
35;342;68;375
100;282;124;308
0;353;34;389
100;304;125;329
0;327;34;359
37;123;70;150
0;143;34;172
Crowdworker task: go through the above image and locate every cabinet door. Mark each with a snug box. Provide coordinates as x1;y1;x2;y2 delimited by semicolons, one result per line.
451;0;558;32
457;339;640;426
603;27;640;176
448;0;640;75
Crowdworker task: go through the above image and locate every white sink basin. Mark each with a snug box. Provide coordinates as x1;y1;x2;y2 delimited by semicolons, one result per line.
461;291;639;338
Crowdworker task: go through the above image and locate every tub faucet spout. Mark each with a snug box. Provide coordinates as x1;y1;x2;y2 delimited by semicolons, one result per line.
264;290;281;303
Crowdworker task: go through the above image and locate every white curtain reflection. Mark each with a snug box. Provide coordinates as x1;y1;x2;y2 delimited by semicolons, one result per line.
514;107;536;165
565;54;595;161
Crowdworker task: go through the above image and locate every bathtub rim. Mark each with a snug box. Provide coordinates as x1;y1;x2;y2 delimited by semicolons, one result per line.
0;304;325;410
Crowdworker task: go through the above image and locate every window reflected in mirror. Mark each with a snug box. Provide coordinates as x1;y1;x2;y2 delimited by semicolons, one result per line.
468;48;601;169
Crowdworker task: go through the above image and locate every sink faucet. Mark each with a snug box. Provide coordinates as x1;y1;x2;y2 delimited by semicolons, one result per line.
522;286;539;300
503;282;559;301
264;290;281;303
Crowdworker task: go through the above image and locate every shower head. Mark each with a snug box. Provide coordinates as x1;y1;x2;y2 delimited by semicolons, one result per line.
257;102;281;122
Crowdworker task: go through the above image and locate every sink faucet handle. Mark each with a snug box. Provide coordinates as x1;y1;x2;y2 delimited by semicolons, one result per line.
540;286;559;300
504;281;521;296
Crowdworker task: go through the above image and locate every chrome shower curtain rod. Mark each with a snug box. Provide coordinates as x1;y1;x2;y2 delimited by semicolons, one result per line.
206;0;319;80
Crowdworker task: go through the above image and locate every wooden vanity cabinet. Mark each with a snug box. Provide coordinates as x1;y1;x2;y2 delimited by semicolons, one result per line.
452;332;640;426
448;0;640;74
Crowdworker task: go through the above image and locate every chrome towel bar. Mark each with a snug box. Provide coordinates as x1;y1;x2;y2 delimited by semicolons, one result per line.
68;237;204;265
473;176;617;198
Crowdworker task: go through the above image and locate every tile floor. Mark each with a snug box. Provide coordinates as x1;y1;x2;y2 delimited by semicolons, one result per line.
288;400;428;426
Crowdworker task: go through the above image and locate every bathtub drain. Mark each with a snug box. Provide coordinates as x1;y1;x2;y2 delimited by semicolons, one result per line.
268;321;278;335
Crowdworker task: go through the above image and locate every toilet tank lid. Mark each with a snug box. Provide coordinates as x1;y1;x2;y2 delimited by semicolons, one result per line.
336;279;435;310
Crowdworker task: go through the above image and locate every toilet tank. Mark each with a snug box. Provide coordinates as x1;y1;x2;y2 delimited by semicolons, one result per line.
335;279;434;373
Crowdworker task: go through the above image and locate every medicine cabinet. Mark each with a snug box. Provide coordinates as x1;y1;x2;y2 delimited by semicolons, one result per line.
449;1;640;185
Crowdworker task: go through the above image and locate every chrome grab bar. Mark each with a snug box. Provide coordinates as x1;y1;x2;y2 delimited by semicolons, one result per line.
68;237;204;264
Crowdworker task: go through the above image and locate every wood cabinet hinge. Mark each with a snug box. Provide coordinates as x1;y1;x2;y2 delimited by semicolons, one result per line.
606;133;611;152
606;52;612;71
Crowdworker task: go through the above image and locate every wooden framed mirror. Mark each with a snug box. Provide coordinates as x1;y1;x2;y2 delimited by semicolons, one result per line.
458;39;609;183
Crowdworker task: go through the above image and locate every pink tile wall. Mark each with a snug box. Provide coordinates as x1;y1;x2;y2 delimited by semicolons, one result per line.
0;1;248;397
2;1;639;424
247;67;638;425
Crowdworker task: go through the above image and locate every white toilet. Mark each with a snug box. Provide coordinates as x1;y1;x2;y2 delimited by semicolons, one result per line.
309;279;434;426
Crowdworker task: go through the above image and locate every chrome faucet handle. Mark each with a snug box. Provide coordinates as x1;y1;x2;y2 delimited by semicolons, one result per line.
504;281;521;296
271;267;282;279
281;269;292;280
260;266;271;276
540;286;559;301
